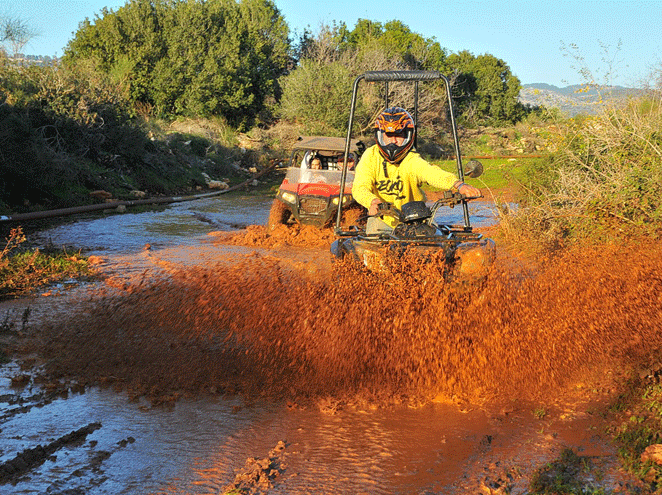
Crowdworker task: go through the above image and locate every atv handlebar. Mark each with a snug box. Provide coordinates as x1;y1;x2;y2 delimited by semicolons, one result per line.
370;192;479;222
432;191;473;208
375;202;400;217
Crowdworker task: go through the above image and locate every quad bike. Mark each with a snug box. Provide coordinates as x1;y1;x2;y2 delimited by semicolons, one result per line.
330;70;496;285
267;136;365;231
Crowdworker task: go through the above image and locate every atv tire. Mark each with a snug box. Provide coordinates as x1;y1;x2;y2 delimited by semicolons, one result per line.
267;199;290;232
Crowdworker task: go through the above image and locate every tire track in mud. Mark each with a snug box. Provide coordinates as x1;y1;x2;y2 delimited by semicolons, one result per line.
18;231;662;410
0;374;139;491
0;422;102;483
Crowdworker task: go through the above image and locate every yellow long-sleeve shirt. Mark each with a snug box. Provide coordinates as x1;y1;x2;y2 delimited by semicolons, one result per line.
352;145;458;227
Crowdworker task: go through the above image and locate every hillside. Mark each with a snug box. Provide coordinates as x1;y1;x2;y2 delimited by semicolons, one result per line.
518;83;645;116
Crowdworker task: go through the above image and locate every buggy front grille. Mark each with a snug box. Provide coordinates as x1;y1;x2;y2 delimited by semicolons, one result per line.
299;197;327;214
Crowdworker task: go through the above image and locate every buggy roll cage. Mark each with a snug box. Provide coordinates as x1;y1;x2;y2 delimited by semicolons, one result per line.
334;70;471;235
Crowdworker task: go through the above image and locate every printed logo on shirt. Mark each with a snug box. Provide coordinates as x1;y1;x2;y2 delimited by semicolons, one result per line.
376;177;405;200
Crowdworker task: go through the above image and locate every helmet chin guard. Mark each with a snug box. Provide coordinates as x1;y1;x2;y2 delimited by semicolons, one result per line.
375;107;415;163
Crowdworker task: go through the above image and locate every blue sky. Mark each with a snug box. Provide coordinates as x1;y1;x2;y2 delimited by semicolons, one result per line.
3;0;660;88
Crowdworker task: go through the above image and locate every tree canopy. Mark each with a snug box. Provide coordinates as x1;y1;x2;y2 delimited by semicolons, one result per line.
64;4;524;132
64;0;290;128
448;51;524;125
280;19;526;137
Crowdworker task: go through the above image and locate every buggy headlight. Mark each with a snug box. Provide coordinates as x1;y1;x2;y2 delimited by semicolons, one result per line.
281;192;296;204
332;195;352;205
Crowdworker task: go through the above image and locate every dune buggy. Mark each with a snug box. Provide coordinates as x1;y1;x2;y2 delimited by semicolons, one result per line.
267;136;365;231
330;70;496;285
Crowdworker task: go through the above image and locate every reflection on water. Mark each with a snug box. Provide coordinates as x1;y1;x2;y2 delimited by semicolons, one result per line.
2;364;503;494
31;195;274;256
31;195;502;258
434;199;504;227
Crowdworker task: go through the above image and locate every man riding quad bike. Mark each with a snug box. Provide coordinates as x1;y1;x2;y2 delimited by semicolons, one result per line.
330;71;496;286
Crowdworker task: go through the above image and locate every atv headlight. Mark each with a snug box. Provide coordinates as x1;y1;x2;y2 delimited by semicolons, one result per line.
332;195;352;205
281;192;297;204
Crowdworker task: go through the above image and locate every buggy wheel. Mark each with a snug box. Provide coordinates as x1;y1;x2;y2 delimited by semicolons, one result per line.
267;199;290;231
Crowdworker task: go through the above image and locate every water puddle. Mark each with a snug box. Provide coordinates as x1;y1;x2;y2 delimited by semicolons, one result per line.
1;367;506;494
30;196;499;255
5;360;606;495
30;194;274;255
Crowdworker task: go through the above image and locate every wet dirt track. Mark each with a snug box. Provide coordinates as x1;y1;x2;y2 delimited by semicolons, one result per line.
1;195;661;493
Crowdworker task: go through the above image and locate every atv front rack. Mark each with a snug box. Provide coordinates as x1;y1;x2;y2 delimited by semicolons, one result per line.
353;225;483;243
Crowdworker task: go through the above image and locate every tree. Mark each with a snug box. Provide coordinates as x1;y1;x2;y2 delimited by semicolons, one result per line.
280;20;455;136
0;15;37;56
446;51;525;125
280;19;526;136
64;0;291;128
335;19;447;71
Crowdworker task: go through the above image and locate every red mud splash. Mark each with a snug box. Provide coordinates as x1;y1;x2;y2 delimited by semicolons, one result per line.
28;238;662;407
210;224;334;248
209;209;363;249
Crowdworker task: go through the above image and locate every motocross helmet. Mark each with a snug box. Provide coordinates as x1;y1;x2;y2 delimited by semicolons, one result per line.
374;107;415;164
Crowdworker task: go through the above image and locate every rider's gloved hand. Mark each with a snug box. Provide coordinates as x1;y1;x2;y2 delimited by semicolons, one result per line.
368;198;382;216
453;181;482;198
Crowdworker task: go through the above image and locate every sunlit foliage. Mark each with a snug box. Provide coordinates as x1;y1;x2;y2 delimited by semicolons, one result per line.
64;0;290;128
502;93;662;247
280;19;526;137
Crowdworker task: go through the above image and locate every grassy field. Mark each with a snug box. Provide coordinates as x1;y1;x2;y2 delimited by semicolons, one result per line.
429;156;536;199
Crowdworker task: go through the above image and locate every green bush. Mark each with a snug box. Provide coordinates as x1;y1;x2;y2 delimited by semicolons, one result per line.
64;0;290;129
0;227;94;300
0;57;159;210
0;56;247;214
278;57;363;136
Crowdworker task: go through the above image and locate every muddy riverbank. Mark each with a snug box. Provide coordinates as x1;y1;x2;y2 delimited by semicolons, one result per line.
1;196;659;493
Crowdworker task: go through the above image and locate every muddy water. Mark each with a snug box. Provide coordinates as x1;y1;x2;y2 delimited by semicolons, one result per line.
2;195;657;493
29;196;497;254
0;369;504;494
30;194;273;255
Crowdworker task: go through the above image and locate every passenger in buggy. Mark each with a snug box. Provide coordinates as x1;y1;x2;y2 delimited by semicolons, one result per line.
300;152;327;183
331;153;356;171
300;150;314;169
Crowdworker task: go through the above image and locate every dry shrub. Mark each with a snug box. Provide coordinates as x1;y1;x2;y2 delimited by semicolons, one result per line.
502;92;662;248
257;120;304;150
